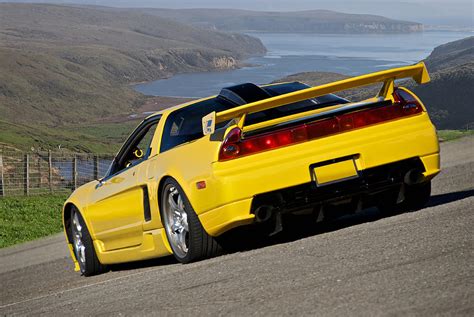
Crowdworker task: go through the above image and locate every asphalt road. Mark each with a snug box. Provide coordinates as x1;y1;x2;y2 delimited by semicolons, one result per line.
1;137;473;316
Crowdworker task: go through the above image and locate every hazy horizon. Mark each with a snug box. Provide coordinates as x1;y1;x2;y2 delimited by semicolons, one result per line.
1;0;473;27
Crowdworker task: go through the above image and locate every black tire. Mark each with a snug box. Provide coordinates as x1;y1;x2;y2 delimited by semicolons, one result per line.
160;178;221;263
402;180;431;211
70;207;107;276
378;180;431;214
377;187;403;215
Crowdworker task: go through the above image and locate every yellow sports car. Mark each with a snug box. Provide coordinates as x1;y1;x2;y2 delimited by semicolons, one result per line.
63;63;440;275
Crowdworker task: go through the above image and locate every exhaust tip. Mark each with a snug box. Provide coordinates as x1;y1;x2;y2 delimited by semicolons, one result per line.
404;169;424;185
254;205;274;223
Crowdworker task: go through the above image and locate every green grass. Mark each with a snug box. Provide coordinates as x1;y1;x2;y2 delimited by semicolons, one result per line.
0;195;67;248
437;130;474;142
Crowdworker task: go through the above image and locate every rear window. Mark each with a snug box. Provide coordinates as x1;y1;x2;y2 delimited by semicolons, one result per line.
160;83;349;152
160;98;235;153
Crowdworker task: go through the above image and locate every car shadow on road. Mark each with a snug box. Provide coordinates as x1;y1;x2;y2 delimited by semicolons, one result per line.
218;189;474;253
426;189;473;208
107;189;473;272
108;253;178;272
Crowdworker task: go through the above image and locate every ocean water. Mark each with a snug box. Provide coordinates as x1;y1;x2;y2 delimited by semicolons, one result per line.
134;31;472;98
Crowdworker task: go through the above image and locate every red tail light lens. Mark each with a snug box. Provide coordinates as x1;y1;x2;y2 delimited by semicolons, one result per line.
218;88;423;161
219;127;242;160
393;88;423;115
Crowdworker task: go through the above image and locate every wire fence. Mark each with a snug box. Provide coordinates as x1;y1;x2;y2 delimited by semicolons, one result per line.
462;122;474;130
0;150;114;197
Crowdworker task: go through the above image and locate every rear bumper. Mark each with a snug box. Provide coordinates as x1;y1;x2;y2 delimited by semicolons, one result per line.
199;198;255;236
200;153;439;236
197;113;440;236
251;156;438;213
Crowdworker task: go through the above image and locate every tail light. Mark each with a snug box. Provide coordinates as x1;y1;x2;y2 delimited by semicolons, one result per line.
219;127;242;160
392;87;424;116
219;88;423;161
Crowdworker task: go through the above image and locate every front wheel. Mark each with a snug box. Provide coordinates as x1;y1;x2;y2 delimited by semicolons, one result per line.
161;179;221;263
70;207;107;276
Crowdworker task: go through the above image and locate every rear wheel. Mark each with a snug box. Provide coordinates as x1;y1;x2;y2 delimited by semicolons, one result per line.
403;180;431;211
70;207;107;276
378;181;431;214
161;179;221;263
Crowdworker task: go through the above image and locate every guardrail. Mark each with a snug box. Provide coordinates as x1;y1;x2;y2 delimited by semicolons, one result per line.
0;150;114;197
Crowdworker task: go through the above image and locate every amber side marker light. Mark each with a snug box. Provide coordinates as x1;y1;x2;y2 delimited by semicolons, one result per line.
196;181;207;189
218;88;423;161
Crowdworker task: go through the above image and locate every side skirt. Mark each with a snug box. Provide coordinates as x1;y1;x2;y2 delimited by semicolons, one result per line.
94;229;172;265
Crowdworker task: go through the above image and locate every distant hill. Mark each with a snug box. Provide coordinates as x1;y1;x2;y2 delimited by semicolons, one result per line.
414;36;474;129
0;4;265;151
275;36;474;129
138;9;423;34
0;3;265;126
424;36;474;72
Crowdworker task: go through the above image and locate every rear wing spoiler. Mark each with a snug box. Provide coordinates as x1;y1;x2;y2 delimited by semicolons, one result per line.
202;62;430;135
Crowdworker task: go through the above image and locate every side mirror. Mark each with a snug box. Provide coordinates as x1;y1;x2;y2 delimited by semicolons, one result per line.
95;178;105;189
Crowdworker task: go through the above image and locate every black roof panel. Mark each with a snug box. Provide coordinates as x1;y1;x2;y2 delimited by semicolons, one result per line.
218;83;272;105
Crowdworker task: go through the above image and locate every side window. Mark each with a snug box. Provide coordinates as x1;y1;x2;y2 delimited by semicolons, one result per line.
135;123;158;158
110;119;159;176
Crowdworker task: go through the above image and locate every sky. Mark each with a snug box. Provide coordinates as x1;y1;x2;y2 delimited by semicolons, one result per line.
2;0;473;26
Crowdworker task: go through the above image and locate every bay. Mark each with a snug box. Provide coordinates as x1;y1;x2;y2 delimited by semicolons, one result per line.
134;31;472;98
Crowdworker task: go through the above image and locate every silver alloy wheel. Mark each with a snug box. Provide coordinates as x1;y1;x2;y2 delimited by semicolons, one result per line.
71;211;86;267
163;184;189;258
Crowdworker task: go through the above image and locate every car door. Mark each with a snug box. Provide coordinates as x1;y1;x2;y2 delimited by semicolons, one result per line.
86;117;160;251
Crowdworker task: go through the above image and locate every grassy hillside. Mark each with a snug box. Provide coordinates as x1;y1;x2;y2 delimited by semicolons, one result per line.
274;36;474;130
413;62;474;129
412;36;473;129
139;9;422;34
424;36;474;72
0;3;265;151
0;120;140;153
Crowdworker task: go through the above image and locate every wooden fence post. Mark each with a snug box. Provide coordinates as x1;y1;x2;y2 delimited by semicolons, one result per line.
24;154;29;196
36;154;41;189
48;151;53;193
72;156;77;190
0;154;4;197
93;155;99;180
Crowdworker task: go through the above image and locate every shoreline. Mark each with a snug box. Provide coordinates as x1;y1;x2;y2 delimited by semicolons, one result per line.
129;58;263;92
130;30;472;99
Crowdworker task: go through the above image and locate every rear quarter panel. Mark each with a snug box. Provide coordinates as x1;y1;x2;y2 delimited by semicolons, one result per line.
149;135;222;215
